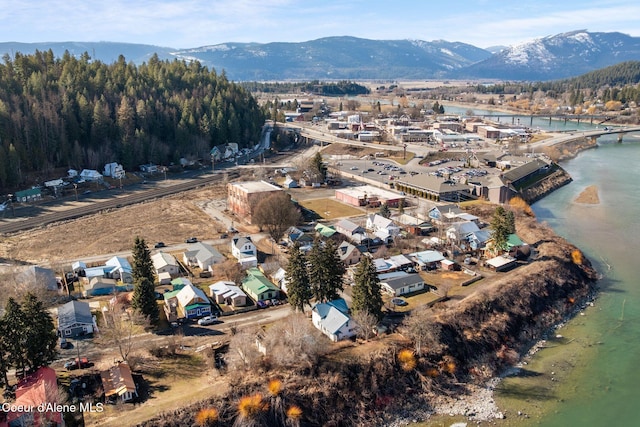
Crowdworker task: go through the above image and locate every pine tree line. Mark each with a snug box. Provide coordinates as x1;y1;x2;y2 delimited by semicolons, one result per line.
0;51;266;190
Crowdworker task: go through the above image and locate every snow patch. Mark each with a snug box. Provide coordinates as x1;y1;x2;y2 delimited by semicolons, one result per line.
440;48;454;57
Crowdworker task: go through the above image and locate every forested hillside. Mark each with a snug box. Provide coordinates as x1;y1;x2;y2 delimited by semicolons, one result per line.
0;51;266;190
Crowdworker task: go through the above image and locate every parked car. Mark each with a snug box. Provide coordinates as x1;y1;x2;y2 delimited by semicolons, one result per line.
64;357;92;370
154;242;166;248
256;300;268;309
197;315;218;326
185;237;198;243
391;298;408;307
60;338;71;349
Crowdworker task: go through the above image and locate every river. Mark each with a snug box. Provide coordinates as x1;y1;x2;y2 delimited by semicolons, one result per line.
444;105;640;426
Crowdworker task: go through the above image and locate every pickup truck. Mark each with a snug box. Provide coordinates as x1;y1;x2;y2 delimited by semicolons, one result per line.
64;357;92;370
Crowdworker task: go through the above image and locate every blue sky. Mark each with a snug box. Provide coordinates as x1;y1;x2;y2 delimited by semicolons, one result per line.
1;0;639;49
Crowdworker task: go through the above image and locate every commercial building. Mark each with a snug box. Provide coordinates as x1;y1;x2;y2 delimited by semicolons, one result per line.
227;180;283;224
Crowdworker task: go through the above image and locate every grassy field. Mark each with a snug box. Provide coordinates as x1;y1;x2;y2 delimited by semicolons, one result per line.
298;197;364;220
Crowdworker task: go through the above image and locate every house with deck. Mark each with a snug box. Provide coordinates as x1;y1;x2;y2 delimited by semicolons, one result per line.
242;268;280;303
57;300;95;337
163;279;212;321
209;281;248;307
231;236;258;268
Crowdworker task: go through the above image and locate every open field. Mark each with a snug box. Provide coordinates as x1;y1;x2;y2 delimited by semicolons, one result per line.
298;197;364;220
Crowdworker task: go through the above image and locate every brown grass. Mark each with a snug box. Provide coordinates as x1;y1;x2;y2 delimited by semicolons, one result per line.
298;197;364;220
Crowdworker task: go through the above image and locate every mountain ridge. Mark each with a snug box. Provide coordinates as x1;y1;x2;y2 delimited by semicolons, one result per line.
1;30;639;81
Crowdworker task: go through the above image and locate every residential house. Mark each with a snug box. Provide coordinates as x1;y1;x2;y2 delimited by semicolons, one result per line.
466;229;492;251
100;363;138;403
311;298;356;342
374;258;395;274
57;300;94;337
15;187;42;203
409;250;446;271
335;219;366;243
440;259;457;271
271;268;289;293
427;204;463;224
315;223;337;239
283;175;299;188
231;236;258;268
152;252;180;278
366;214;400;243
14;265;58;292
242;268;280;303
83;277;133;297
446;221;481;242
380;272;425;296
389;254;415;271
485;255;517;272
183;242;225;271
79;169;103;181
337;241;362;266
163;279;212;321
4;367;64;427
209;281;248;307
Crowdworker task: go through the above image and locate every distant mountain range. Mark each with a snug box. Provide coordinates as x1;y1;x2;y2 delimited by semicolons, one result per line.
2;30;639;82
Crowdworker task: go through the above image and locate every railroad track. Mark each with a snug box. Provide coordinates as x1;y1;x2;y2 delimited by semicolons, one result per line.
0;171;238;235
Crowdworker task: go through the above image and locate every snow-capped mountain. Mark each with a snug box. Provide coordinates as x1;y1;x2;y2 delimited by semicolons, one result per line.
462;30;640;80
1;31;639;81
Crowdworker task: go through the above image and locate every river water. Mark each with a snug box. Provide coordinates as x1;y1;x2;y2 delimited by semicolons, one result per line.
443;105;640;426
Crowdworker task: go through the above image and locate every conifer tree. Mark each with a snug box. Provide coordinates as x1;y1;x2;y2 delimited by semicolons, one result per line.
2;298;26;377
490;206;510;253
131;277;159;325
284;242;312;312
131;237;159;324
308;239;345;303
21;293;58;372
131;236;155;284
351;256;384;320
0;319;9;388
379;203;391;219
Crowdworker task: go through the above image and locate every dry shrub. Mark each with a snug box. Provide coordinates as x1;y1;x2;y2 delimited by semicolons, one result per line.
195;407;219;426
286;405;303;420
571;249;584;265
425;367;439;378
397;349;417;372
267;379;282;396
509;196;535;217
238;393;268;419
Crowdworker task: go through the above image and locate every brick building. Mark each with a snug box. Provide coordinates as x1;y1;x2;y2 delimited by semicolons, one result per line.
227;181;283;224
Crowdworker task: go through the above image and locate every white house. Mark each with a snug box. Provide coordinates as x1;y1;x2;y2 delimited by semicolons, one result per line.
366;214;400;243
380;272;425;296
103;162;125;178
446;221;480;242
79;169;103;182
209;281;248;307
311;298;356;342
231;236;258;268
57;301;95;337
271;267;289;293
183;242;225;271
152;252;180;279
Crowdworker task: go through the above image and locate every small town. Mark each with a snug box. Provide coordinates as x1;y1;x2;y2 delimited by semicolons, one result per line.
0;96;601;426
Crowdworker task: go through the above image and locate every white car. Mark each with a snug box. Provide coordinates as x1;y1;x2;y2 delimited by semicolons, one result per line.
197;315;218;326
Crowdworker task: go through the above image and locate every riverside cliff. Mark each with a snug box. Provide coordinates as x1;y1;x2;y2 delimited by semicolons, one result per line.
137;207;598;427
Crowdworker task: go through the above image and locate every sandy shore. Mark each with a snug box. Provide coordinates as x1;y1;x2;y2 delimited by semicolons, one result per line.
574;185;600;204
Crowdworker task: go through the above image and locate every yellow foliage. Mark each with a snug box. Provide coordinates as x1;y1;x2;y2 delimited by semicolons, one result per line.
398;349;417;372
195;408;219;426
425;368;439;378
287;405;303;420
571;249;584;265
509;196;535;217
238;393;268;419
268;379;282;396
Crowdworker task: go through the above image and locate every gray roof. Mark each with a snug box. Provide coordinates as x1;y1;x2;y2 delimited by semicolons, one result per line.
58;300;93;329
502;158;548;183
381;273;424;290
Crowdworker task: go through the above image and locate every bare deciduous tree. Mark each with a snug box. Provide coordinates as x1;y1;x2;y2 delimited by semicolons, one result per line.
352;310;378;341
260;313;324;369
98;300;148;363
228;327;262;370
252;192;301;243
401;307;441;356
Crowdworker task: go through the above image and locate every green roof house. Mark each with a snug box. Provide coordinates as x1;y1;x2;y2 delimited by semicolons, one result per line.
242;268;280;303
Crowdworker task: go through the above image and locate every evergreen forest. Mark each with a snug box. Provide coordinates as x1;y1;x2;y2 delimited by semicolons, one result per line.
0;50;266;190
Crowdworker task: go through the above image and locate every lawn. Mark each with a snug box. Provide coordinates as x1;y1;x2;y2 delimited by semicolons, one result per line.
299;197;364;220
